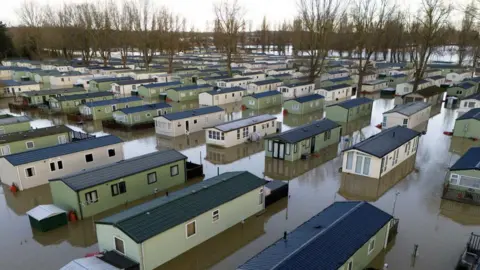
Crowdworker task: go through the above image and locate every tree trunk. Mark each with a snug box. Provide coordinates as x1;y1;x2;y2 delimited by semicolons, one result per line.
168;53;174;74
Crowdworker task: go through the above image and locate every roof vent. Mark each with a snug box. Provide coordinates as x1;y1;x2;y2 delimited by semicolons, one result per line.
191;190;196;193
146;212;150;215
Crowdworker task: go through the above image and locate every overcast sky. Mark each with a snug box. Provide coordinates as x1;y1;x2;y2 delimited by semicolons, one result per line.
0;0;467;30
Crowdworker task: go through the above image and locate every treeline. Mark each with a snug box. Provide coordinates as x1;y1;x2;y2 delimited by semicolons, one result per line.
3;0;480;91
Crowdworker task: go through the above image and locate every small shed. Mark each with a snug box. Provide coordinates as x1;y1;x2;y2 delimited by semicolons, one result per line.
447;82;477;99
264;181;289;206
27;204;67;232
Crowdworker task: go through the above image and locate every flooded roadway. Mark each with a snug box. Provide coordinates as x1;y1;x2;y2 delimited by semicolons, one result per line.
1;93;480;270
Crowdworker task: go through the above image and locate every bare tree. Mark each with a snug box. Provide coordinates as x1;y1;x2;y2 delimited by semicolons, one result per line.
111;1;136;68
298;0;345;83
17;0;45;59
458;2;476;66
160;9;186;73
351;0;394;93
213;0;245;77
131;0;158;70
409;0;452;91
259;16;269;53
92;1;115;66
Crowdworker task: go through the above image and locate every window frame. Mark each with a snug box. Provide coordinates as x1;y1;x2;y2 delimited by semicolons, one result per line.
50;162;56;172
185;220;197;239
113;236;126;255
147;172;157;184
85;153;94;163
259;188;264;205
212;209;220;223
25;141;35;149
111;181;127;196
170;165;179;176
368;238;376;255
25;166;36;177
85;190;98;204
108;149;116;157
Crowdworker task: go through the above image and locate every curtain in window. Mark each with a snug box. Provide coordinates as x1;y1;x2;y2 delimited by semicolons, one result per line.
355;155;363;174
363;157;371;175
346;152;353;170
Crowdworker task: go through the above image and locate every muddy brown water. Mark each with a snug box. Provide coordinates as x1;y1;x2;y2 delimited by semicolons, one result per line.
0;93;478;270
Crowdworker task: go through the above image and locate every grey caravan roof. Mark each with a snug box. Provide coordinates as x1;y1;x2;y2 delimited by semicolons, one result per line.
383;102;430;116
265;118;340;144
50;149;186;191
210;115;277;132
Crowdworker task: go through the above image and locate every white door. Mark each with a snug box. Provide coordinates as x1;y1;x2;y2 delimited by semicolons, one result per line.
273;143;279;157
58;135;68;144
279;143;285;158
0;145;11;156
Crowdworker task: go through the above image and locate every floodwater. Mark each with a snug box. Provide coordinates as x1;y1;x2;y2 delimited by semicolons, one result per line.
0;91;479;270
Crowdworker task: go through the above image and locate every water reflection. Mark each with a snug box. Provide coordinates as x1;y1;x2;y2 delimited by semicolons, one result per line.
168;99;199;112
439;199;480;226
430;104;442;118
206;140;264;165
242;106;283;119
2;185;52;216
449;136;480;156
338;155;416;201
264;143;339;180
282;110;324;127
157;131;206;151
339;115;371;137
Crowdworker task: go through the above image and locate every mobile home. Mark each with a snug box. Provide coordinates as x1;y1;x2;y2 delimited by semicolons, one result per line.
0;125;72;156
402;86;445;106
316;83;353;101
20;88;86;107
205;114;278;148
2;80;40;96
283;94;325;114
278;82;315;99
382;102;431;131
0;115;31;135
0;135;124;190
395;79;433;96
217;77;253;88
95;171;266;270
453;108;480;139
247;79;283;94
361;80;389;93
136;81;182;99
238;201;395;270
49;150;187;219
242;91;282;110
342;126;421;179
325;97;374;122
166;84;214;102
112;103;173;127
155;106;225;137
79;96;144;120
49;92;114;113
264;118;341;162
447;82;478;99
111;78;157;97
458;93;480;113
198;87;247;106
88;76;134;92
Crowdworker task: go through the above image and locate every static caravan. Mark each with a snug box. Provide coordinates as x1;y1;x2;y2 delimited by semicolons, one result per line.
196;75;230;86
166;84;214;102
88;76;134;92
325;97;373;123
79;96;143;121
266;68;296;76
462;77;480;90
198;87;247;106
395;79;433;96
136;81;182;99
316;83;353;101
447;82;478;99
242;91;283;110
243;71;266;81
238;201;395;270
453;108;480;139
446;71;472;83
111;78;157;97
264;118;341;162
30;69;61;84
49;150;187;219
424;69;442;78
49;92;114;113
352;72;377;84
217;77;253;88
155;106;225;137
0;115;31;135
361;80;388;93
20;88;86;107
386;74;408;87
342;126;421;179
112;103;172;127
425;75;447;86
1;80;41;96
443;147;480;205
458;93;480;113
319;76;355;88
49;72;89;87
382;102;431;131
95;171;266;270
283;94;325;115
402;86;445;106
247;79;283;94
0;125;72;156
205;114;278;148
0;135;124;190
278;82;315;99
320;70;350;81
